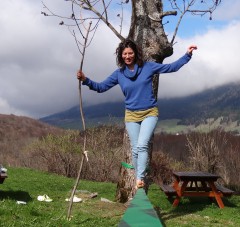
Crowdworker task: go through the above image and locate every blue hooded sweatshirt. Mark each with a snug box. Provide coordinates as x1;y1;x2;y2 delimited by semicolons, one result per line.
82;53;192;111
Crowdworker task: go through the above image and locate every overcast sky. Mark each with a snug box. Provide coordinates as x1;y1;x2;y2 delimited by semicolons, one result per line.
0;0;240;119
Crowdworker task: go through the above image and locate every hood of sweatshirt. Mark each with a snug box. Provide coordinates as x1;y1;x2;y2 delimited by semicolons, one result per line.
123;64;143;80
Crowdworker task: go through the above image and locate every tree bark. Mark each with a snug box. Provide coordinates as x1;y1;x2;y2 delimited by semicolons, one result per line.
116;0;175;202
115;131;136;202
129;0;173;62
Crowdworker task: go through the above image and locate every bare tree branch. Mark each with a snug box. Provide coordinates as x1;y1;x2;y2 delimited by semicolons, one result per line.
170;2;191;45
102;0;108;22
148;11;177;22
78;0;125;41
67;21;92;220
149;0;222;45
42;0;125;43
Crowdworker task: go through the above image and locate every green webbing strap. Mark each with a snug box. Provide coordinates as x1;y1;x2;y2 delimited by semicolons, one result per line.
121;162;134;169
118;188;163;226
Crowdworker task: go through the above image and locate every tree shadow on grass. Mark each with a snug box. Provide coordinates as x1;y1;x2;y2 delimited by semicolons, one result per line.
0;190;32;202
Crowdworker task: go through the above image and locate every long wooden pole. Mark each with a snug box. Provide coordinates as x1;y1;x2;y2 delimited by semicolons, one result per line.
67;21;92;220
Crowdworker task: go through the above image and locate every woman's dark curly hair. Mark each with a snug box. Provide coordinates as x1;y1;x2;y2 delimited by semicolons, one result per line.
116;39;144;68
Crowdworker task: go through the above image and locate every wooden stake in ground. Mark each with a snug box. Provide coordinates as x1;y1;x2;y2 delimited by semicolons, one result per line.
67;21;92;220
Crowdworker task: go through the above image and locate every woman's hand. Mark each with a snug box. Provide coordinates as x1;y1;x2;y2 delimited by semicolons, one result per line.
77;70;87;81
187;45;198;55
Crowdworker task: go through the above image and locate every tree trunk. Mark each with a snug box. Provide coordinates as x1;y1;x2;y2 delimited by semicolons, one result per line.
116;0;174;202
115;130;136;202
129;0;173;62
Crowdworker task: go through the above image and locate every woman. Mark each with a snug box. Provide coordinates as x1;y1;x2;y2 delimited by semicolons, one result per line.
77;39;197;189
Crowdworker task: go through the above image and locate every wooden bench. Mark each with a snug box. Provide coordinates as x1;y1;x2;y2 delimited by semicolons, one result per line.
215;184;234;197
0;172;7;184
160;184;177;197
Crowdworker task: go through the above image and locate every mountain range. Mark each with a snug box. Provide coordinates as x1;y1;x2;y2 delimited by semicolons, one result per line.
40;82;240;131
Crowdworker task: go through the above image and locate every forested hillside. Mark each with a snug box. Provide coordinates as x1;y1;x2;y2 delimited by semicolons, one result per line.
40;82;240;130
0;114;64;166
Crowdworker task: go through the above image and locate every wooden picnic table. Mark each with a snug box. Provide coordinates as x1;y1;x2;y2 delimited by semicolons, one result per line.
160;171;234;209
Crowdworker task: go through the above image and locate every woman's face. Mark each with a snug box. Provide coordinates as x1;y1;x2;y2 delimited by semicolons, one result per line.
122;47;135;68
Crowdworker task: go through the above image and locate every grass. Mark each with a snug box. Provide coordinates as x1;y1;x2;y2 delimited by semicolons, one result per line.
148;184;240;227
0;167;240;226
155;118;240;134
155;119;192;134
0;167;125;227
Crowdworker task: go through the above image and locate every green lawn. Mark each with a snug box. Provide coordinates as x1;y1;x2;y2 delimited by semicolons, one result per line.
0;167;239;226
155;118;240;134
0;167;124;227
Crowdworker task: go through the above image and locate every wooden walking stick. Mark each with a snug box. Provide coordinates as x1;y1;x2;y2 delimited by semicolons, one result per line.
67;21;92;220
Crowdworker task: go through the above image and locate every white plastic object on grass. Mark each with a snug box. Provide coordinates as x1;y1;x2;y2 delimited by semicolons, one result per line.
65;196;82;203
37;195;53;202
16;201;27;205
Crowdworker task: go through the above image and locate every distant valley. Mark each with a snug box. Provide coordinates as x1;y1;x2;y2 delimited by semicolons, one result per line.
40;82;240;134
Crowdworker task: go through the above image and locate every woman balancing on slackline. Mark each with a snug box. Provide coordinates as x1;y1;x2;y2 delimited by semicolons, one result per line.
77;39;197;189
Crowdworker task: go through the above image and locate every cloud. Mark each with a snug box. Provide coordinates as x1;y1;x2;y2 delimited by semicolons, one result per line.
160;20;240;98
0;1;79;117
0;0;131;118
215;0;240;20
0;0;239;118
0;97;26;116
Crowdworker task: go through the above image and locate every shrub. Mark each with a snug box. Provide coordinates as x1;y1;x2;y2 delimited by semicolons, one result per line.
80;125;124;182
186;129;227;174
24;125;124;182
150;151;173;185
186;129;240;191
23;130;82;177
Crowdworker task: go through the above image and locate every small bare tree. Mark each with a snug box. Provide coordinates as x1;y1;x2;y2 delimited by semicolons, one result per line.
186;129;228;174
220;143;240;189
